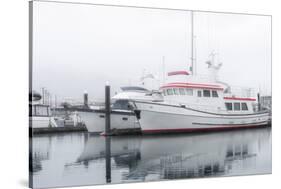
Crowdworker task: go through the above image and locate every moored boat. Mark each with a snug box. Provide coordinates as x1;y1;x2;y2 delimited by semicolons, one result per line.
133;62;270;134
76;86;163;133
29;91;58;129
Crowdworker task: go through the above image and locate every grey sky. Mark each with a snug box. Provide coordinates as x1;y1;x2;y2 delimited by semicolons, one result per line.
32;1;271;102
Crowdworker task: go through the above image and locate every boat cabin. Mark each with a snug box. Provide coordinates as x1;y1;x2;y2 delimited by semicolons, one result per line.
30;104;51;117
161;70;257;114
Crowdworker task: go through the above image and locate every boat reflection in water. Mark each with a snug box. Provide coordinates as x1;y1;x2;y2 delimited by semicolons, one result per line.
30;136;52;173
31;128;271;188
76;128;271;181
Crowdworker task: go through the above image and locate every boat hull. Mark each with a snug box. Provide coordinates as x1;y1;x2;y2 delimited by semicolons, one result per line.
30;116;50;128
77;110;140;133
134;101;270;134
30;116;58;129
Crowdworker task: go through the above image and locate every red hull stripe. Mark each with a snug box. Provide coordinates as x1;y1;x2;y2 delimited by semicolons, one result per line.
160;84;224;90
168;71;190;76
223;97;256;101
142;124;267;134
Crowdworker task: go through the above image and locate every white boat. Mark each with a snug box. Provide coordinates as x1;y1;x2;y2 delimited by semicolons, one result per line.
133;11;269;134
76;86;163;133
29;91;58;129
133;63;270;134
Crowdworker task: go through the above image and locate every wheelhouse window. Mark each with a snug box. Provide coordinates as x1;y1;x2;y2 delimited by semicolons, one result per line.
179;88;185;95
112;100;131;110
234;103;241;111
173;88;179;95
197;90;202;97
33;105;49;116
203;90;211;97
185;89;193;96
241;103;248;110
225;103;232;111
167;89;174;95
163;90;167;96
212;90;219;97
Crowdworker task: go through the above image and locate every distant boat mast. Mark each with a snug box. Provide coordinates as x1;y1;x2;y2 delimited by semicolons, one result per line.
190;10;195;75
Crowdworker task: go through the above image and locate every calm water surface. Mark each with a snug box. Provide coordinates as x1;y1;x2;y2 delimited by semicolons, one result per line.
31;128;272;188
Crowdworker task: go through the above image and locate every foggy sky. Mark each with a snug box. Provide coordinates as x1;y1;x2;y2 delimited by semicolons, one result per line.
32;1;271;102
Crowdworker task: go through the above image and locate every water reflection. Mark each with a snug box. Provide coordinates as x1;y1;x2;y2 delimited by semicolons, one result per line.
30;136;52;173
31;128;271;188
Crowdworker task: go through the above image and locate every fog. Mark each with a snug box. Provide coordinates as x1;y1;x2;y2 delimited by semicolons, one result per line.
32;1;271;102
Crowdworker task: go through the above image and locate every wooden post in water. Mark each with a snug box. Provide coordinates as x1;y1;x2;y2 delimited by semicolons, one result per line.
83;90;88;108
105;83;111;135
257;93;261;111
105;137;111;183
105;83;112;182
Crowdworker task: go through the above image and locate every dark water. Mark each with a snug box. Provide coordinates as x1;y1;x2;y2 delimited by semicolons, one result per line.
30;128;272;188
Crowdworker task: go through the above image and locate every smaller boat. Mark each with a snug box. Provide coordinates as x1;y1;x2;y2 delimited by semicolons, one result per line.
76;86;163;134
29;91;58;129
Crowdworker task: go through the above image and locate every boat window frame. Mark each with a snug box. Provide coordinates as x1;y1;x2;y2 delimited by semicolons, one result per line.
234;102;241;111
167;89;174;95
112;99;132;110
241;102;248;111
185;88;193;96
179;88;186;95
225;102;233;111
197;90;202;97
32;104;50;117
212;90;219;98
173;88;179;95
203;90;211;97
163;89;167;96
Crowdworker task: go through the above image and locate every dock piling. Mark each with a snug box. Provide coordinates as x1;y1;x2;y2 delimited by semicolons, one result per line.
105;83;111;135
84;90;88;108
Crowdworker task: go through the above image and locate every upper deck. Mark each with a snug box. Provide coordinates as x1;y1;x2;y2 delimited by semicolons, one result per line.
160;70;258;114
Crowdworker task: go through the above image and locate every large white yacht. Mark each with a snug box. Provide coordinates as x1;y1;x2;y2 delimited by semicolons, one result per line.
133;61;270;134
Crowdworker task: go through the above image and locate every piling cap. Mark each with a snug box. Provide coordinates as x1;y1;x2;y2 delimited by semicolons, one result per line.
106;81;110;86
84;90;88;94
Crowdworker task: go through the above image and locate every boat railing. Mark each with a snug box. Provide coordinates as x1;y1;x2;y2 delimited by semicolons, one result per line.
185;74;217;82
224;86;257;98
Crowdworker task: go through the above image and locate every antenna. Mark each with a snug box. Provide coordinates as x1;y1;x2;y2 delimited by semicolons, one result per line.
194;35;197;74
162;56;165;85
190;11;194;75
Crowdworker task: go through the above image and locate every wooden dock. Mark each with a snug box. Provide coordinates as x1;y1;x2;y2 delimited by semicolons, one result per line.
31;125;87;135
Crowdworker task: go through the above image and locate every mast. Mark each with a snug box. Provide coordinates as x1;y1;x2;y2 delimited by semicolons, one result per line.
190;11;194;75
162;56;165;85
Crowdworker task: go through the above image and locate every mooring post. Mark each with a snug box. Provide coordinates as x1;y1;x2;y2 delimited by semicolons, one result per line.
257;93;261;111
84;90;88;108
105;82;111;135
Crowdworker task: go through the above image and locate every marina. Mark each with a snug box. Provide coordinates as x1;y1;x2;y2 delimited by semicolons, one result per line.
29;2;272;188
29;7;272;136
